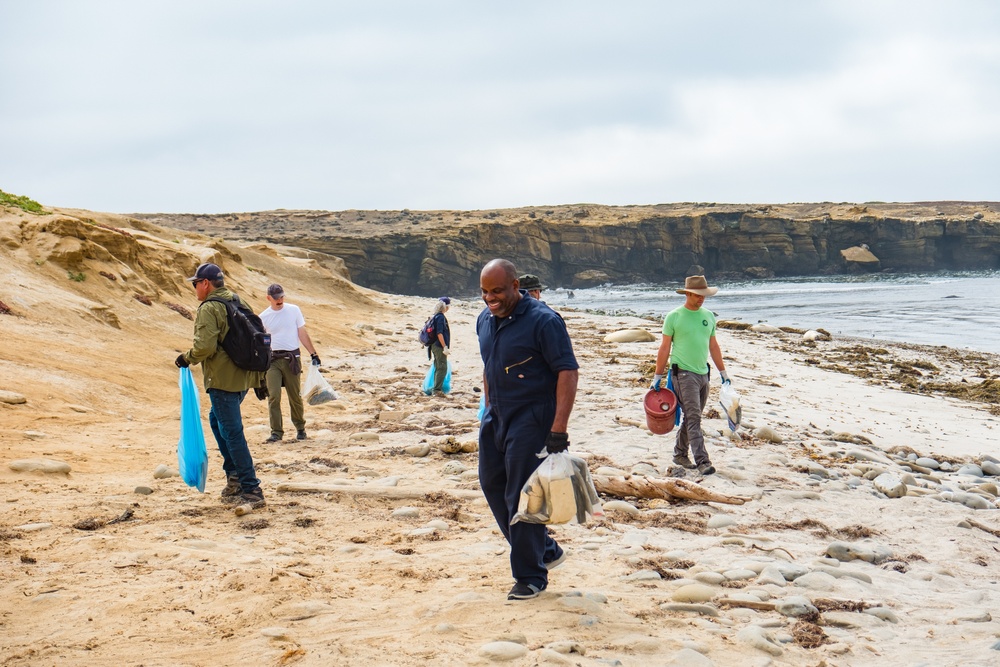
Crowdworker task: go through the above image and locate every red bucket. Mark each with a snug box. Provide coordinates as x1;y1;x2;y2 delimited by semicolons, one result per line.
644;388;678;435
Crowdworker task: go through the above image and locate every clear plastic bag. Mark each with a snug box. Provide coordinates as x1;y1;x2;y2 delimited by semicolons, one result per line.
511;452;604;525
178;367;207;493
719;382;742;432
303;364;338;405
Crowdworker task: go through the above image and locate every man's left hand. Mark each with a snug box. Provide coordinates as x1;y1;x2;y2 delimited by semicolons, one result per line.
175;354;189;368
311;354;321;366
545;432;569;454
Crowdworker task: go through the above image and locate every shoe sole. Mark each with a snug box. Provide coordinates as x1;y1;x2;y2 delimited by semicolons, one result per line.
545;552;567;570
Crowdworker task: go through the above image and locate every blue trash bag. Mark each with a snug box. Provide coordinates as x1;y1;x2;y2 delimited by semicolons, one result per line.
422;359;453;395
178;367;208;493
476;394;487;421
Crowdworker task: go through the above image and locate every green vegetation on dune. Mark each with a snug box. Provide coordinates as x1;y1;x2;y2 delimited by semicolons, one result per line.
0;189;45;213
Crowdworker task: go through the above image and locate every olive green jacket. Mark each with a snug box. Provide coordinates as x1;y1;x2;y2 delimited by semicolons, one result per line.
182;287;265;392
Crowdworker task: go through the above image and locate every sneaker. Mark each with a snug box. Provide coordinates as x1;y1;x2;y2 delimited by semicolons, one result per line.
698;463;716;476
296;430;307;440
265;434;282;443
220;475;241;499
239;486;266;509
544;551;567;571
672;455;696;469
507;582;544;600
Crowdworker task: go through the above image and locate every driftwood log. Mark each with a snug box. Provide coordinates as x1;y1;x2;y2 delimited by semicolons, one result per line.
593;475;751;505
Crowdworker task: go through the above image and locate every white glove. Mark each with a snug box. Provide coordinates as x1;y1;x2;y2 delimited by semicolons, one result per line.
720;370;730;384
442;347;450;356
650;374;663;391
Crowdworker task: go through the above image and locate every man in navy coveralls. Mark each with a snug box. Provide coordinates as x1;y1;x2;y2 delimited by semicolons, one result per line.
476;259;580;600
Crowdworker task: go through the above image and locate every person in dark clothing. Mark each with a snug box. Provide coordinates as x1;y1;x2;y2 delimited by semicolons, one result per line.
477;259;579;600
517;274;546;300
428;296;451;395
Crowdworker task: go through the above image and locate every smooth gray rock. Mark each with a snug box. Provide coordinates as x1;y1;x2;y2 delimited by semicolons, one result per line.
707;514;736;529
664;648;715;666
864;607;899;623
755;565;788;587
774;595;818;618
873;472;907;498
0;390;26;404
479;641;528;661
736;625;783;656
981;461;1000;476
391;507;420;518
826;540;893;564
134;486;154;495
660;603;719;617
9;458;71;474
791;571;837;591
153;464;178;479
956;464;984;477
915;457;940;469
672;584;716;603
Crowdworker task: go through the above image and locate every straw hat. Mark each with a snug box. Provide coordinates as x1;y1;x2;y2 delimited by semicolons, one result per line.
675;275;719;296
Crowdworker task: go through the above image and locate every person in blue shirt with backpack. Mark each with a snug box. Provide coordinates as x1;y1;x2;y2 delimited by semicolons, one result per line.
426;296;451;396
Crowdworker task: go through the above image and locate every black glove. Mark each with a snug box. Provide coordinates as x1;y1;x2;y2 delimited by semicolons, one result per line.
545;431;569;454
175;354;189;368
253;384;269;400
311;353;321;366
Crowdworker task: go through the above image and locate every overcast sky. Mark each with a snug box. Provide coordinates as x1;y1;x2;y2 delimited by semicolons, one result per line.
2;1;998;214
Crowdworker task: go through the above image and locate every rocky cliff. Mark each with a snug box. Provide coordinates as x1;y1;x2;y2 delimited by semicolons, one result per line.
135;202;1000;296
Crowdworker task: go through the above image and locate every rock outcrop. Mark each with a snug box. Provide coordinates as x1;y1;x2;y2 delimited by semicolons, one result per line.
134;202;1000;296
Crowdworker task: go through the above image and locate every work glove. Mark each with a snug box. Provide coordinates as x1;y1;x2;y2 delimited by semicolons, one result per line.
311;353;321;366
650;374;663;391
175;354;189;368
545;431;569;454
442;347;450;357
720;370;731;385
253;384;269;400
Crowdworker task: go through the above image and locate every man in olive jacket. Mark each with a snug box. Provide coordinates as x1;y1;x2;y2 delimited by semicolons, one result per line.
175;263;266;507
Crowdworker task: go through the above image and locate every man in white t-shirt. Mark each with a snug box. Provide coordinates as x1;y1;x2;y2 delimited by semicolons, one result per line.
259;284;320;443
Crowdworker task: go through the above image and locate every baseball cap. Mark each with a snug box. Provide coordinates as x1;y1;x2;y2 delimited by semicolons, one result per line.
268;284;285;298
188;263;223;282
439;296;451;305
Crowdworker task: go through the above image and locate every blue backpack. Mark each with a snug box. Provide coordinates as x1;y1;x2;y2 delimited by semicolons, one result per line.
418;317;434;347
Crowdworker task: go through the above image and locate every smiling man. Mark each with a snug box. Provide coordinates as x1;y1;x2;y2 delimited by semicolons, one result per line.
476;258;579;600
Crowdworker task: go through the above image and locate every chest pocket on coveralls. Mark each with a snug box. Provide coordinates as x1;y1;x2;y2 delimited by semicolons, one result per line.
505;356;534;378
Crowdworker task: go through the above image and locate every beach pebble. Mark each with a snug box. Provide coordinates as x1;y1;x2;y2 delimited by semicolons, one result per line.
479;642;528;661
442;461;467;475
603;328;656;343
825;540;893;564
672;584;716;603
956;464;984;477
694;572;726;585
153;464;178;479
981;461;1000;476
936;491;993;510
545;640;586;655
134;486;154;495
847;450;892;465
707;514;736;529
391;507;420;518
754;426;782;443
952;609;992;623
873;473;907;498
791;571;836;591
630;462;660;477
9;458;71;474
864;607;899;623
750;324;782;334
625;570;662;582
774;595;818;618
0;390;27;404
260;627;290;639
16;522;52;532
915;457;940;469
536;648;572;664
348;432;380;442
723;569;757;582
24;430;47;439
755;566;787;587
603;500;640;516
595;466;627;476
736;625;783;656
664;648;715;666
404;443;431;457
660;603;718;617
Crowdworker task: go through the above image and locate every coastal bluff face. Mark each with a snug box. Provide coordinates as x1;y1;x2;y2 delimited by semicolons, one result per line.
136;202;1000;296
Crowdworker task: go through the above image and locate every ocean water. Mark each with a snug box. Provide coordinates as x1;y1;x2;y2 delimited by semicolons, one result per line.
542;271;1000;355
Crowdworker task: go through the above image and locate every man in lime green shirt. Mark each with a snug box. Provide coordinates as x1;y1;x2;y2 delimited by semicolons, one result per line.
650;276;730;476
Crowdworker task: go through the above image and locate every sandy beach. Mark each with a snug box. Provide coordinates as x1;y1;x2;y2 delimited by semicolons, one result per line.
3;207;1000;667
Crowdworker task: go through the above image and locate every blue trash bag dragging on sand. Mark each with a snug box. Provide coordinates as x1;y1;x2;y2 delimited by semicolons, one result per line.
422;360;453;395
178;367;208;492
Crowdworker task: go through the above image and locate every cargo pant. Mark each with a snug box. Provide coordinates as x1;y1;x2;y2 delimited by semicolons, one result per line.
674;368;711;466
265;356;305;438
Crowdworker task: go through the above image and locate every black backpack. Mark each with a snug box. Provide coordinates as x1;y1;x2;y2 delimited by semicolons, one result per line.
204;294;272;372
418;317;434;347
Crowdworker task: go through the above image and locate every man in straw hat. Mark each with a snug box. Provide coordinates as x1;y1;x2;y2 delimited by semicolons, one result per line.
649;275;730;476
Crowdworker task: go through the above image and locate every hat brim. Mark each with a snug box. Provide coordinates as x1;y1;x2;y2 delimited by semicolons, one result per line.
269;292;285;299
676;287;719;296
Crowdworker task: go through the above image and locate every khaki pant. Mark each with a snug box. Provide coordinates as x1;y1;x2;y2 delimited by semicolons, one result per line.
266;356;305;437
431;343;447;392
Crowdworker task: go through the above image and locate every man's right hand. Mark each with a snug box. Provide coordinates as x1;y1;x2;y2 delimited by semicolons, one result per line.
175;354;189;368
650;374;663;391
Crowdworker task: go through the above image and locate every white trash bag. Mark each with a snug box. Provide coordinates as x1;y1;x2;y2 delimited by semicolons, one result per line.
303;364;338;405
719;382;742;432
511;452;603;526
